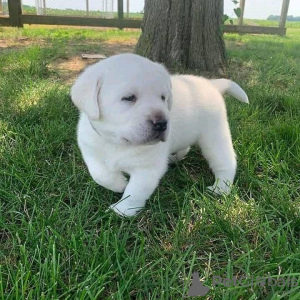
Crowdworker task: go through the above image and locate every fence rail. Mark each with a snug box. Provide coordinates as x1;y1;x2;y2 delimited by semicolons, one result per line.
0;0;289;35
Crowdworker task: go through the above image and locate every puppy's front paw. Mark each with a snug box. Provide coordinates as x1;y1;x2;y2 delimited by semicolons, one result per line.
108;200;143;217
168;147;190;164
207;182;232;195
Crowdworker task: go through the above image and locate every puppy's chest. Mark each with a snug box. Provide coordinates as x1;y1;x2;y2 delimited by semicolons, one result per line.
99;146;144;173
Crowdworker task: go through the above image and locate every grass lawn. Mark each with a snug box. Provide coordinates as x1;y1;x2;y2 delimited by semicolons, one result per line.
225;19;300;28
0;25;299;299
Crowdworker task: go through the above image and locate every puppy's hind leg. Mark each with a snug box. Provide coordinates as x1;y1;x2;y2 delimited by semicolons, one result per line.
197;120;236;195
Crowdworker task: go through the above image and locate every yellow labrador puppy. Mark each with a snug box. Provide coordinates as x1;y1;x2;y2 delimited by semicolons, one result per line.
71;54;248;217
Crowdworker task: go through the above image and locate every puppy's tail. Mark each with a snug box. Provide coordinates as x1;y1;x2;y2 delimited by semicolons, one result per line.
210;79;249;104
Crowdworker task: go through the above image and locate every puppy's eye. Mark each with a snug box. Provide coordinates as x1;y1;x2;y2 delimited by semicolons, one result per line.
122;95;136;102
161;95;166;101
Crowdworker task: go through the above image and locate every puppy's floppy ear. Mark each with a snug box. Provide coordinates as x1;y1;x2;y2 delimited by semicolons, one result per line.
71;64;102;120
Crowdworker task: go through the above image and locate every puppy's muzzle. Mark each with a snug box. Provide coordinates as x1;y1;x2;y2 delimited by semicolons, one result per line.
149;118;168;143
152;119;168;132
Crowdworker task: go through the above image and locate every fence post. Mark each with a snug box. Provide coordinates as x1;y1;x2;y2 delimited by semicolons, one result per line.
118;0;124;29
8;0;23;27
238;0;245;26
86;0;89;16
279;0;290;28
127;0;129;18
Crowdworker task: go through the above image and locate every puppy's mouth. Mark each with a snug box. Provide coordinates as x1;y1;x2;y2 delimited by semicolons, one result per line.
124;132;167;145
145;132;166;145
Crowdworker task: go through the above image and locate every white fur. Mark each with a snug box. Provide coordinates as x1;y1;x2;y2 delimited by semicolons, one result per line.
71;53;248;217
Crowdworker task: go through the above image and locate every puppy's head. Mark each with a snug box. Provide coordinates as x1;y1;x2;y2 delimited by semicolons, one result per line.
71;53;172;145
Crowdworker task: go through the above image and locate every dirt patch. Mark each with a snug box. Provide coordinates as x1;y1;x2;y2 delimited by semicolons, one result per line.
101;39;136;56
50;41;136;83
49;56;88;83
0;33;137;83
0;37;46;50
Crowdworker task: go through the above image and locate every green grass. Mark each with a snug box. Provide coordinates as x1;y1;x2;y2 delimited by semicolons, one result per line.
0;26;299;299
0;26;140;42
225;18;300;28
21;5;144;19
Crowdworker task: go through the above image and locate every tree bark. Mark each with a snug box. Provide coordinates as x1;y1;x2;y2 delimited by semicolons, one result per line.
136;0;226;74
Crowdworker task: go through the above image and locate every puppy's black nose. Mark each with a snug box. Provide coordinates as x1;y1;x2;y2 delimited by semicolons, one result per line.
152;119;168;132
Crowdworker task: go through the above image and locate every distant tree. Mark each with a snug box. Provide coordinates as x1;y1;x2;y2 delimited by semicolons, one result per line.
287;15;300;21
267;15;279;21
267;14;300;21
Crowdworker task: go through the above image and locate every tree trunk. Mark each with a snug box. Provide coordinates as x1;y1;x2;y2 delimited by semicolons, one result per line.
136;0;226;74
